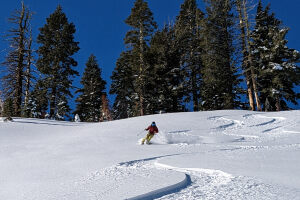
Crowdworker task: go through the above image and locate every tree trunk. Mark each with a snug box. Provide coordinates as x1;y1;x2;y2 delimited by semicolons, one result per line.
236;0;255;111
14;3;27;116
242;0;262;111
24;29;33;115
172;96;178;112
246;75;255;110
100;93;112;121
15;57;24;116
275;97;281;111
191;70;199;111
250;67;262;111
50;87;56;118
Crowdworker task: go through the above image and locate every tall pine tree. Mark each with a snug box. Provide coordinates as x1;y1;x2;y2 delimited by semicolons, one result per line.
74;54;106;122
250;1;300;111
175;0;204;111
124;0;157;116
200;0;240;110
36;5;79;119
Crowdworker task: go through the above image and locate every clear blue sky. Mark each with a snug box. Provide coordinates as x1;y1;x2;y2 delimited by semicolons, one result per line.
0;0;299;110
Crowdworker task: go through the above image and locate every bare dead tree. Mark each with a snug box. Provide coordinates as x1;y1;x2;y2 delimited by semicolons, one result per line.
1;1;33;116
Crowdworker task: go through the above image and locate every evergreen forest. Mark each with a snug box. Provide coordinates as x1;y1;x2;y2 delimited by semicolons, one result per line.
0;0;299;121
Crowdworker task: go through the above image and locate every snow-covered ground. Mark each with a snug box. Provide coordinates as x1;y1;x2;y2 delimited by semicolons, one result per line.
0;110;300;200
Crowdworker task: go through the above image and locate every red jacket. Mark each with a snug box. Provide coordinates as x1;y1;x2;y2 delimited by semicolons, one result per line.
146;126;158;134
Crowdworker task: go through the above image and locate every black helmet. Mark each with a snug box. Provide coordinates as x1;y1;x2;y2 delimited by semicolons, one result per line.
151;121;156;126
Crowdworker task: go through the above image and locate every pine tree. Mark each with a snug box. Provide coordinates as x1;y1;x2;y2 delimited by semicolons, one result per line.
148;25;185;113
175;0;204;111
110;51;136;119
201;0;240;110
2;98;14;117
74;54;106;122
124;0;157;116
36;5;79;119
26;80;48;118
250;1;300;111
1;2;33;116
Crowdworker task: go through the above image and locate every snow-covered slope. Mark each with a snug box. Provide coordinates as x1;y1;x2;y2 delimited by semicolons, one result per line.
0;110;300;200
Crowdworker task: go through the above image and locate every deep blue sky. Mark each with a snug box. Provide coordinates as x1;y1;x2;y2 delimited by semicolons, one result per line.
0;0;299;110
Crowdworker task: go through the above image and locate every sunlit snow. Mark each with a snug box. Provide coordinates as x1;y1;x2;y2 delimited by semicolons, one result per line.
1;110;300;199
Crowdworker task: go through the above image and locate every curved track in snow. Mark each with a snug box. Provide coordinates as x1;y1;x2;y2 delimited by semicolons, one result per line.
70;155;191;200
127;155;300;200
153;161;300;200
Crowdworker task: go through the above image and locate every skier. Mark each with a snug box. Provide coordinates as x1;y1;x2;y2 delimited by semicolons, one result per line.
141;121;159;145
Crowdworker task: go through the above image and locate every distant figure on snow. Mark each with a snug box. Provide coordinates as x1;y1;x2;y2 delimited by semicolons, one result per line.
141;121;158;145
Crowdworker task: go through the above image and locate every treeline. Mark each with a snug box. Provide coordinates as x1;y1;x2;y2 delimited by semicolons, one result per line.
0;4;108;121
0;0;299;121
110;0;300;119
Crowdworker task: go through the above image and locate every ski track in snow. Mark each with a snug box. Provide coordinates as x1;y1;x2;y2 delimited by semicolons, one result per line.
72;153;300;200
203;113;300;153
70;145;300;200
154;162;300;200
62;155;190;200
208;113;298;139
2;111;300;199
